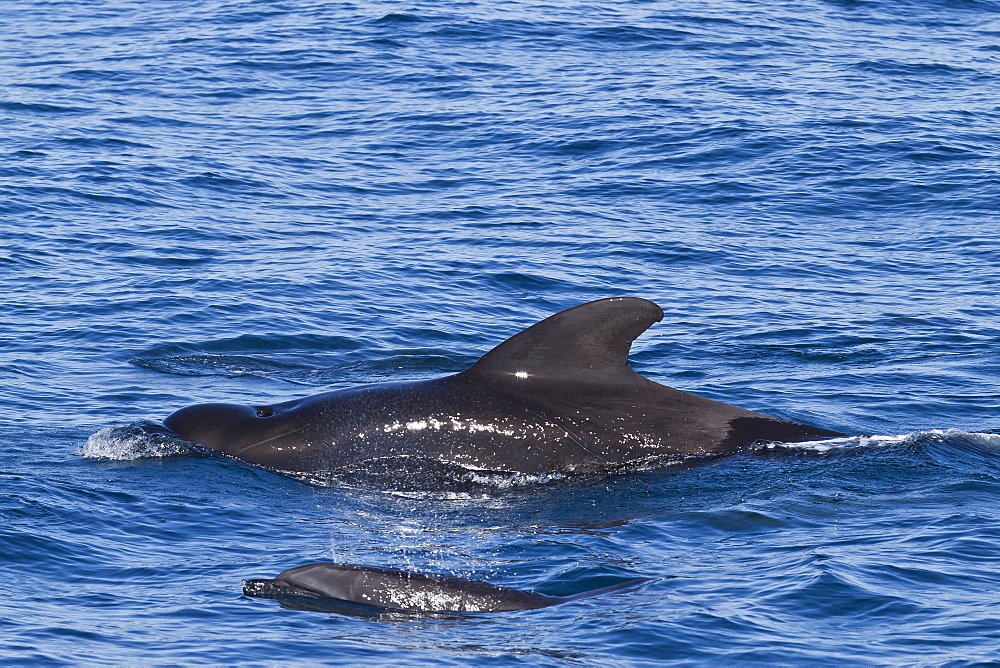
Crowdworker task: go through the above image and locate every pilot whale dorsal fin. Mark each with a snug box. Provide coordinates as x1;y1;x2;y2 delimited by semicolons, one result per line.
463;297;663;381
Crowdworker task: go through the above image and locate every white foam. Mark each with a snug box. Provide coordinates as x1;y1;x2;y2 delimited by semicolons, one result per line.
463;469;569;489
751;429;1000;454
927;428;1000;450
79;421;194;460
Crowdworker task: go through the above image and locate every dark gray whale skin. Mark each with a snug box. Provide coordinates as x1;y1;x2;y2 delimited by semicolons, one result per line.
163;297;844;475
243;562;652;613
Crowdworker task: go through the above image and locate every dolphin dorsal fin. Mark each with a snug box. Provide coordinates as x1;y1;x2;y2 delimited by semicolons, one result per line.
464;297;663;382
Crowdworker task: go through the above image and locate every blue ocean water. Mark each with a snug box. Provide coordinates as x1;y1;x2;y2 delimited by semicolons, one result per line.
3;0;1000;662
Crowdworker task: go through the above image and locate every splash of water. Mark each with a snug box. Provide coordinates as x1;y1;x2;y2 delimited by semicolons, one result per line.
79;420;196;460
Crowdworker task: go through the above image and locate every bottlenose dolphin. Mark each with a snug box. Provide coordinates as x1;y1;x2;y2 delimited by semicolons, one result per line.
163;297;843;476
243;562;651;613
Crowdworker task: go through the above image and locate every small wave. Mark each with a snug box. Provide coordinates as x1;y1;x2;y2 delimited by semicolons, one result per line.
79;420;195;461
934;429;1000;450
370;12;427;25
129;354;307;379
0;100;88;114
750;429;1000;454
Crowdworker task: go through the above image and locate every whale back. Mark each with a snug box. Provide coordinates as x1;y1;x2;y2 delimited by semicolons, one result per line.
163;297;845;477
243;562;653;613
245;562;555;612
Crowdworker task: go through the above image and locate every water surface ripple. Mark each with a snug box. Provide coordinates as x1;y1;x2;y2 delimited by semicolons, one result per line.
2;0;1000;663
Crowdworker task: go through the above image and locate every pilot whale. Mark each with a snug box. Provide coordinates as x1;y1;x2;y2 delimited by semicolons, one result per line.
243;562;652;613
163;297;843;476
